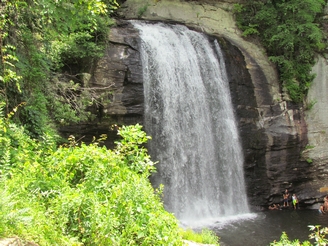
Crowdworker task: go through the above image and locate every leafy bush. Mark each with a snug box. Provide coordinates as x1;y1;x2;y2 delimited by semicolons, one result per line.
270;232;307;246
234;0;326;103
138;4;149;17
0;0;118;138
181;228;220;245
308;225;328;246
0;111;184;245
271;225;328;246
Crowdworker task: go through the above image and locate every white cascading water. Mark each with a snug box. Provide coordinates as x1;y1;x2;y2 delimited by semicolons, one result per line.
133;21;250;225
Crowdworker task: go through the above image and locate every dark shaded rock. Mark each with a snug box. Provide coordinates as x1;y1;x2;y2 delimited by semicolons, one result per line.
59;0;328;208
59;21;144;148
219;35;308;206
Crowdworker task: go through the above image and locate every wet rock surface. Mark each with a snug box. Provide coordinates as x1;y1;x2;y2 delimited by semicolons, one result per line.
60;0;328;207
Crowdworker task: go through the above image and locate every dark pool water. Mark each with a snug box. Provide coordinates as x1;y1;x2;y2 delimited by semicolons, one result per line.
209;209;328;246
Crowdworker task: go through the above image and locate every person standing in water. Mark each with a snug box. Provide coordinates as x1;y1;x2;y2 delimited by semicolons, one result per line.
292;194;299;209
283;189;290;207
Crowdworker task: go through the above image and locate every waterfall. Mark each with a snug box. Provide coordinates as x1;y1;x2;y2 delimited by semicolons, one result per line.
133;21;250;225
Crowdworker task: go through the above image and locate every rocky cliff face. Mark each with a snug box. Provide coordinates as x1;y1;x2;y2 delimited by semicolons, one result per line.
60;0;328;207
59;23;144;148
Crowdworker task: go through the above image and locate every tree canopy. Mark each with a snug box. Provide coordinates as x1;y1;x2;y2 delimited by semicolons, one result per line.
0;0;119;138
234;0;327;103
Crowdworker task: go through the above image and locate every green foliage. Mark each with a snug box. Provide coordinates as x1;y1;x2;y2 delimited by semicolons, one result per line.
306;99;317;110
20;91;57;138
0;189;78;245
138;4;149;17
0;103;12;176
51;32;105;71
181;228;220;245
46;76;102;125
270;231;306;246
308;225;328;245
305;145;315;150
0;102;53;175
270;225;328;246
0;112;184;245
234;0;326;103
0;0;119;139
115;124;156;175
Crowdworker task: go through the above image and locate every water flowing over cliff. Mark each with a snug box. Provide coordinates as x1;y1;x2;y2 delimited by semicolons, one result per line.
62;0;324;209
133;21;250;225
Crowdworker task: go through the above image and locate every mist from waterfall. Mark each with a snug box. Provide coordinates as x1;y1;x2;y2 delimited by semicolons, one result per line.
133;21;250;225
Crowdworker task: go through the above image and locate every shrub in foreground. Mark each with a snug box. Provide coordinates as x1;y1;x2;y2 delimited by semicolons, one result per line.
0;119;183;245
271;225;328;246
181;228;220;245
